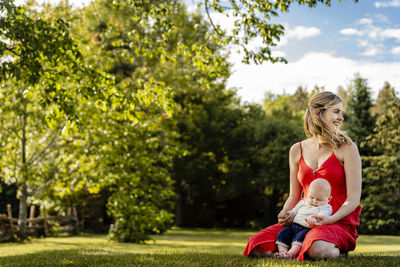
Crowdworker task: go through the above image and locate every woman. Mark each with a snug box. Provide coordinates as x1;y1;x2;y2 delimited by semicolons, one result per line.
243;91;362;261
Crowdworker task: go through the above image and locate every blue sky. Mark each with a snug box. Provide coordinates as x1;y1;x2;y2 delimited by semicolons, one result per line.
20;0;400;103
274;1;400;62
192;0;400;103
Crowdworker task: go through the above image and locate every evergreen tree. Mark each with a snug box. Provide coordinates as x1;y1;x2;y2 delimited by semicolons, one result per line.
336;86;348;110
343;74;375;156
290;87;309;112
360;96;400;234
372;82;398;117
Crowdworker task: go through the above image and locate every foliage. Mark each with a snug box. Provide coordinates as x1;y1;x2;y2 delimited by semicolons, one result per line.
371;82;397;117
342;74;375;156
0;0;112;239
360;97;400;234
0;0;110;118
202;0;357;64
70;0;180;242
173;84;305;228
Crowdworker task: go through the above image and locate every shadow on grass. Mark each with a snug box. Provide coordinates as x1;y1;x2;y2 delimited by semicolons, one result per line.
0;249;399;267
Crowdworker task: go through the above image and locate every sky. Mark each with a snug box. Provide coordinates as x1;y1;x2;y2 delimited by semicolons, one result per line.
17;0;400;103
191;0;400;103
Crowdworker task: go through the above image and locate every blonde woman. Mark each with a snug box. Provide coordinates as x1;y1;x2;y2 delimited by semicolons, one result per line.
243;91;362;261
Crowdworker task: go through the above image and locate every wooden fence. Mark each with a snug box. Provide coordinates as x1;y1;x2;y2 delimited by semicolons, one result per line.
0;204;80;242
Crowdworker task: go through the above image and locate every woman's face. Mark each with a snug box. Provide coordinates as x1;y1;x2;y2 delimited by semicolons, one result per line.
322;102;344;132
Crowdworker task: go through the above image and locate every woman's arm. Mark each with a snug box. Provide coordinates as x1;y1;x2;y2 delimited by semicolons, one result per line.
311;142;362;226
278;143;303;226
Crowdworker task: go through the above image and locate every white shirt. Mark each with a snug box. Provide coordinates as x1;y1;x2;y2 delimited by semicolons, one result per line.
288;200;332;228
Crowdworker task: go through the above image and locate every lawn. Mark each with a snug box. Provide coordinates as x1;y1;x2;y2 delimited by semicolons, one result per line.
0;228;399;266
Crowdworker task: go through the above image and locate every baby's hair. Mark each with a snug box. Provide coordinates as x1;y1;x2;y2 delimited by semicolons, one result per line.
310;178;331;196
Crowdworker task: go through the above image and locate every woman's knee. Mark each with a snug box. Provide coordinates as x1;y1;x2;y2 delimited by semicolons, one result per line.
308;240;340;259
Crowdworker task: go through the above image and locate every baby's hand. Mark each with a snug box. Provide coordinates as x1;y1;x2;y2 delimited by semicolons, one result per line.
306;216;318;227
278;210;293;227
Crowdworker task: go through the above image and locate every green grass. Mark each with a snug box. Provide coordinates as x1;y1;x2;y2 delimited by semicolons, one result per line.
0;228;399;266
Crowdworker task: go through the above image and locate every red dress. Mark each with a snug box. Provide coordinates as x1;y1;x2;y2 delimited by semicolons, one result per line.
243;142;361;261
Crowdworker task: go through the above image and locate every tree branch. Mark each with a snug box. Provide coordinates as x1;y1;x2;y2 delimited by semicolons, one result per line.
28;130;60;165
10;127;22;140
204;0;222;36
30;177;54;196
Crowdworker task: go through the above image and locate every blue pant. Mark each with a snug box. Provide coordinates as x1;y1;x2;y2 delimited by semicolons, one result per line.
276;223;310;247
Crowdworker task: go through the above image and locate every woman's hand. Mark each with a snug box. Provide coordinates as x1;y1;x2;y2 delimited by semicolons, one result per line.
306;215;333;227
277;210;293;227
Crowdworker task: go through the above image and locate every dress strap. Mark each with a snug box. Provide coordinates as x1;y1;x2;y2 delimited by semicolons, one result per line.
300;142;303;156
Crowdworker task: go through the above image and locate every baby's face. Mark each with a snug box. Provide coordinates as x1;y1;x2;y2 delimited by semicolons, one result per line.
306;186;331;207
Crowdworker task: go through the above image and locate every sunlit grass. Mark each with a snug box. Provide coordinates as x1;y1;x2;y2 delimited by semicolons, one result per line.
353;235;400;256
0;228;399;266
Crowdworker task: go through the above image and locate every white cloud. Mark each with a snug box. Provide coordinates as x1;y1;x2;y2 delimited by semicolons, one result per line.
276;25;320;47
375;0;400;8
276;35;289;47
374;14;390;23
209;11;237;33
358;40;369;47
381;29;400;40
339;18;400;45
186;2;201;14
368;29;380;39
363;47;380;56
340;28;361;36
359;18;373;25
271;51;287;58
228;52;400;103
392;46;400;55
287;26;321;40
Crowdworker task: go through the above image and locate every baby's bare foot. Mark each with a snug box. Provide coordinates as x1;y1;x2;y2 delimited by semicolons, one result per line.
284;251;296;259
274;252;286;258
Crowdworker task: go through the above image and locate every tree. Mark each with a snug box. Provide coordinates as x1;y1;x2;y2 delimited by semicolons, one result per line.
372;81;398;116
69;0;180;242
342;74;375;156
0;0;112;239
360;96;400;234
290;87;309;112
336;86;348;110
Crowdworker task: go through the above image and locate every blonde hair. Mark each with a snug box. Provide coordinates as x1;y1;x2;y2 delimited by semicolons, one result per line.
304;91;352;149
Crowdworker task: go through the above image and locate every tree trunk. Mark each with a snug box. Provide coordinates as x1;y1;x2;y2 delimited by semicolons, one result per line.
18;183;28;240
18;101;28;240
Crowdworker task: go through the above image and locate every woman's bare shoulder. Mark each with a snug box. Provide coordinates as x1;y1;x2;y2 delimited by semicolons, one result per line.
289;139;308;161
337;141;360;159
340;141;359;152
289;142;301;154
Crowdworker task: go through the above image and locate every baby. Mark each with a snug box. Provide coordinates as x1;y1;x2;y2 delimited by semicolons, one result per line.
275;178;333;259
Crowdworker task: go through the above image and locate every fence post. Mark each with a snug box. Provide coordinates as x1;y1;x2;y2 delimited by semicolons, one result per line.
42;205;48;236
29;205;36;227
7;204;14;236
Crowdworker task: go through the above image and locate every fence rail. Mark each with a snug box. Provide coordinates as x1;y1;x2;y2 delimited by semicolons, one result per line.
0;204;80;242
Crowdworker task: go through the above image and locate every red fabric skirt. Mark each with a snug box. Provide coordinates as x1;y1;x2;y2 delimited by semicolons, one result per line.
243;220;359;261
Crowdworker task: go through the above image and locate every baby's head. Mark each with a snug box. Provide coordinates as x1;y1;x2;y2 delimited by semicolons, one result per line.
306;178;332;207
